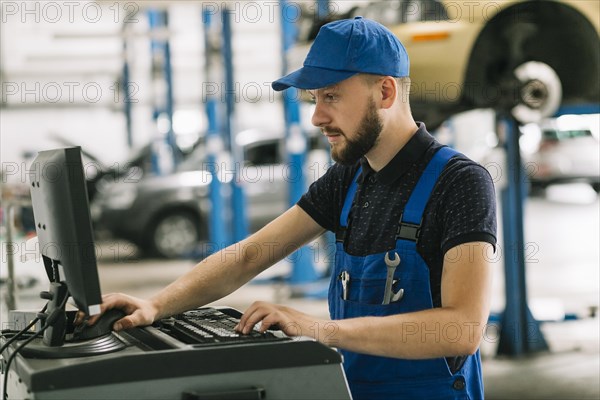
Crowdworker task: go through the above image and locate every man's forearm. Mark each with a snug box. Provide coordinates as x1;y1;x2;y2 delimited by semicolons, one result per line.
325;307;486;359
148;206;325;321
94;207;323;332
149;239;271;319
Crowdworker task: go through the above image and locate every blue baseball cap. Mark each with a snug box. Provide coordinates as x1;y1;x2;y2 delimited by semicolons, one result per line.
272;16;409;91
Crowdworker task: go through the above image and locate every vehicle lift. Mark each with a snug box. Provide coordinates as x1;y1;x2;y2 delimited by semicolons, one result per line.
202;8;228;248
496;101;599;356
238;0;333;293
495;113;549;356
280;0;320;285
202;7;248;250
148;9;179;176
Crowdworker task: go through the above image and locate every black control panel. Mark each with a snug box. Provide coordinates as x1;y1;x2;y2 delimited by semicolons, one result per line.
159;307;289;346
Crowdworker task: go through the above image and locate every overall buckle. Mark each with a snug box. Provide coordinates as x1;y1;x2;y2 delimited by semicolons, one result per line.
396;213;421;242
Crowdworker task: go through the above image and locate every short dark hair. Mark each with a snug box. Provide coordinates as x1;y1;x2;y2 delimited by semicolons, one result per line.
360;74;411;106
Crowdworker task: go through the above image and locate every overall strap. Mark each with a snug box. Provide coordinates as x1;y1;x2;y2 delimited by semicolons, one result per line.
397;146;460;241
336;166;362;242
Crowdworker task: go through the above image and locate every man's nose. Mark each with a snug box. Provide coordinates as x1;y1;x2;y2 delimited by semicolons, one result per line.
311;103;331;127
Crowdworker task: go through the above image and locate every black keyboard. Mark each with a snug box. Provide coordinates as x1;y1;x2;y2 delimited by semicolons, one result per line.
164;307;290;346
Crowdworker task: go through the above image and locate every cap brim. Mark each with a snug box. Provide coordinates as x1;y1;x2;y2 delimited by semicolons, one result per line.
272;65;357;91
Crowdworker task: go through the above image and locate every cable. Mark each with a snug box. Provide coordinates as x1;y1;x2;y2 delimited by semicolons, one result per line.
2;326;47;400
2;292;68;400
0;305;47;356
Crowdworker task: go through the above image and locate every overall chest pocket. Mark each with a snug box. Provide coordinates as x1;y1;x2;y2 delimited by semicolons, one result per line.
344;277;398;305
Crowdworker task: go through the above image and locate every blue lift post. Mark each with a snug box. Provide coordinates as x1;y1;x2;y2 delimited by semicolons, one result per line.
496;114;549;356
495;101;599;355
222;8;249;244
202;9;229;251
279;0;319;284
148;9;178;174
163;24;179;166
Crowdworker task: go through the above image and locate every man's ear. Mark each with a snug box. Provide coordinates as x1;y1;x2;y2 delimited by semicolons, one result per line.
380;76;397;109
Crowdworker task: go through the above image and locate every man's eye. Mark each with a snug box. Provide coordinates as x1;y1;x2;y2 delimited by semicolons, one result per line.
325;94;336;102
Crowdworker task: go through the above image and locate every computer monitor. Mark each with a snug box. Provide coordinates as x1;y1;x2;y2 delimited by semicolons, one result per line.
28;147;103;347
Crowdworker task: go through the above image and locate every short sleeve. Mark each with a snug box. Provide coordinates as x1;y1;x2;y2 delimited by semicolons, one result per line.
297;163;348;232
437;161;498;255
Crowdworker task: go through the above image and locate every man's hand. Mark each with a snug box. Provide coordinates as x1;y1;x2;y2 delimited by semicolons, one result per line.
236;301;339;346
74;293;159;331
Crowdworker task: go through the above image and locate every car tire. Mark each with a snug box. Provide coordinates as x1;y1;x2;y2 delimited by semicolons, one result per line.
150;211;201;259
463;1;599;125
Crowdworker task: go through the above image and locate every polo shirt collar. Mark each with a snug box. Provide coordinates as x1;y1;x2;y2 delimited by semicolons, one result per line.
359;122;435;185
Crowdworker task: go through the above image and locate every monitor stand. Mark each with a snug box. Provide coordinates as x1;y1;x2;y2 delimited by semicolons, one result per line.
17;333;127;359
42;281;69;347
14;281;126;359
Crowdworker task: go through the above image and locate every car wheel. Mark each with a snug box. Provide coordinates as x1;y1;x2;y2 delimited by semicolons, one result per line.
511;61;562;125
150;211;200;258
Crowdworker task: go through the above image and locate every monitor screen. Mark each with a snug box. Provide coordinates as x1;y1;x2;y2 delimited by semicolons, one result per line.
29;146;102;316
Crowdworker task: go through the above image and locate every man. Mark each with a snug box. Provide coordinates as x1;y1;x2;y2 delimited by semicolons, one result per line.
96;17;496;399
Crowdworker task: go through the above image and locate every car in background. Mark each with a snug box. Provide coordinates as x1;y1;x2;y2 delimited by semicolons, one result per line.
294;0;599;129
50;134;163;202
526;116;600;192
91;129;329;258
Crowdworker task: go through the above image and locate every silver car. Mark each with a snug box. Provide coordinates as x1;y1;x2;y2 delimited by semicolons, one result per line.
91;129;328;258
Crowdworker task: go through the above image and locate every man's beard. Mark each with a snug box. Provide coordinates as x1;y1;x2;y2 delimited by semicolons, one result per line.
329;98;383;165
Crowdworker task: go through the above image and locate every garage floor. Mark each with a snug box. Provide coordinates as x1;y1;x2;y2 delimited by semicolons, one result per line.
2;184;599;399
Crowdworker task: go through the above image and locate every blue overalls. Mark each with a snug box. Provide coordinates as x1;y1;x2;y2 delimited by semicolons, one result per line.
329;147;484;400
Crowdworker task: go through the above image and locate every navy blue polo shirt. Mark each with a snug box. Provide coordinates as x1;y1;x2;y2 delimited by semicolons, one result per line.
298;122;497;309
